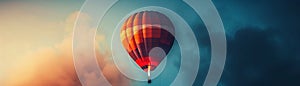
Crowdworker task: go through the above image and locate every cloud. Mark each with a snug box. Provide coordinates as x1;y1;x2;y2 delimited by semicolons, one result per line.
219;26;300;86
4;37;80;86
4;11;130;86
193;0;300;85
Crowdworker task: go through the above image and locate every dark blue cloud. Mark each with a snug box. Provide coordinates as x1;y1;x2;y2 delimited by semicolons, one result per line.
211;0;300;85
219;27;300;86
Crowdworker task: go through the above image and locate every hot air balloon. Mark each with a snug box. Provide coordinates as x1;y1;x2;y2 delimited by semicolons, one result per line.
120;11;175;83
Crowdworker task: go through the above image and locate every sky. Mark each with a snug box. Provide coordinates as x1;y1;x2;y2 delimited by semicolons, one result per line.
0;0;299;86
213;0;300;85
0;1;82;85
0;1;83;66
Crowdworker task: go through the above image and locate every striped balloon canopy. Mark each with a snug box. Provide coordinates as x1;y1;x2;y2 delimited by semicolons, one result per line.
120;11;175;74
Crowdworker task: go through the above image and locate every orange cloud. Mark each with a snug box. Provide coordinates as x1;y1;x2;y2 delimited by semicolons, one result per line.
3;11;130;86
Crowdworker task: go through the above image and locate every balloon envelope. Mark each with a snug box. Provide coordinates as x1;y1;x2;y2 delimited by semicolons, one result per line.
120;11;175;72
